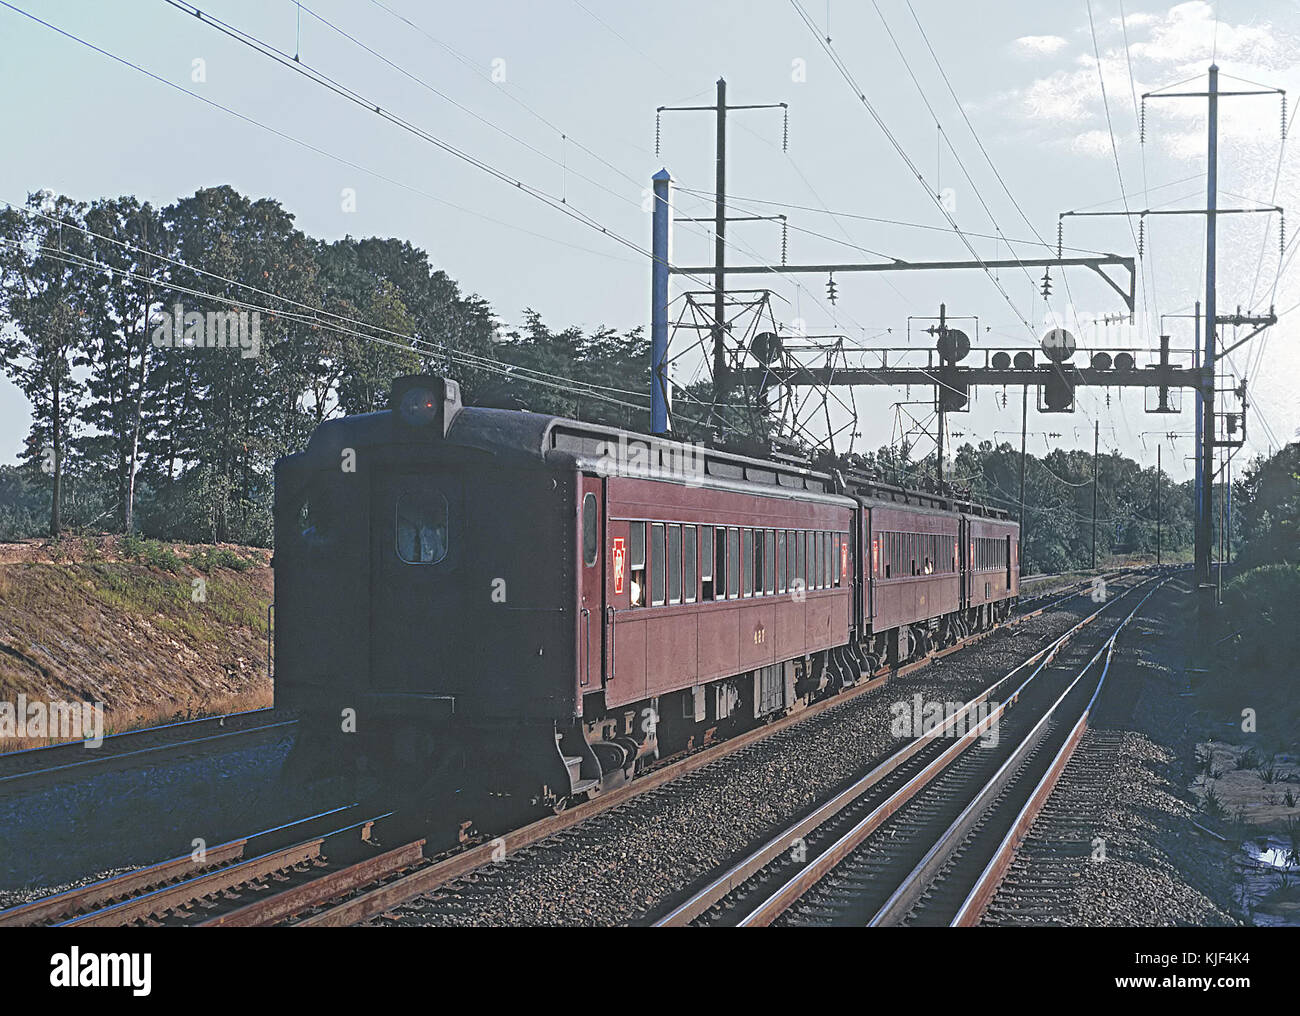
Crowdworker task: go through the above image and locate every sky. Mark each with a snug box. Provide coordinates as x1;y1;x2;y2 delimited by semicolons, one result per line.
2;0;1298;483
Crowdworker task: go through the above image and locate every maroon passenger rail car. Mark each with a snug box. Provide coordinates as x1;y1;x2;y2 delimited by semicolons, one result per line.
274;376;1018;814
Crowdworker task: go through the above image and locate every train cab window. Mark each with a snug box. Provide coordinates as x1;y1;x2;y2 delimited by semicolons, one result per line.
825;533;833;588
651;523;666;606
818;532;827;589
777;531;787;594
684;526;698;603
833;534;842;587
884;533;892;579
395;492;449;564
715;527;728;600
742;529;754;597
668;525;682;604
700;526;713;600
727;528;740;598
299;495;338;550
759;532;769;597
630;522;646;607
582;493;599;567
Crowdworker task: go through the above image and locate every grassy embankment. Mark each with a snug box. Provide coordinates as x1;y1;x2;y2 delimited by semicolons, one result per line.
0;535;272;751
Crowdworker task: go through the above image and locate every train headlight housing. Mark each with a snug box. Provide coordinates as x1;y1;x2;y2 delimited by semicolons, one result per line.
391;375;463;438
398;386;441;427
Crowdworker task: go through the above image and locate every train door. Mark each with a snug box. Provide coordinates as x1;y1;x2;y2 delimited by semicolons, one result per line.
369;470;459;691
865;509;876;625
959;517;969;610
578;476;605;691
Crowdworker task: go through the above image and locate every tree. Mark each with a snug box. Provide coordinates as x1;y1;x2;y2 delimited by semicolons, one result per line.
1234;442;1300;567
0;193;95;536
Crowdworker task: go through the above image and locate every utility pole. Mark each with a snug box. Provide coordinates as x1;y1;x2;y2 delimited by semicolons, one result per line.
1091;420;1099;570
1200;64;1219;598
1018;382;1028;559
650;169;673;435
1218;452;1226;604
1226;455;1232;564
935;304;946;489
1193;300;1202;551
655;82;786;422
713;78;727;397
1156;443;1162;567
1138;65;1282;604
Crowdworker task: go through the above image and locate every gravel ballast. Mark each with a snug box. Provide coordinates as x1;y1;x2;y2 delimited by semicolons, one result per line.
369;581;1150;926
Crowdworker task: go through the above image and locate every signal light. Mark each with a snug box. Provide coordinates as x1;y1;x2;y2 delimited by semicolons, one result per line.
1040;369;1075;412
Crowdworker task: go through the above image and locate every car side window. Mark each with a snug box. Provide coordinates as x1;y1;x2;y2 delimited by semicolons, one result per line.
396;491;448;564
582;493;598;566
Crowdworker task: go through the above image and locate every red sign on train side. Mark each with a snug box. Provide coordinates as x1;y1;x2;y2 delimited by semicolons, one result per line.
612;537;626;594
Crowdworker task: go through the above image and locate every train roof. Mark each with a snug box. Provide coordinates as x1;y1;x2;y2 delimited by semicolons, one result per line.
287;375;1013;524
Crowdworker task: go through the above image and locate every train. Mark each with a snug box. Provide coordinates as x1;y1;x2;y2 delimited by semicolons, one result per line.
273;375;1019;816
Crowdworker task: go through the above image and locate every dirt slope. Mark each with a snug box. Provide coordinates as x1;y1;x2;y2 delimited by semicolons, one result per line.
0;536;272;745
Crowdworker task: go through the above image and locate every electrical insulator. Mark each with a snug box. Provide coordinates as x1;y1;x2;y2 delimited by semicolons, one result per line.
781;218;788;266
1056;219;1064;259
1283;94;1288;141
1138;217;1145;258
1001;386;1008;409
1040;268;1052;299
655;109;662;157
1105;389;1112;408
1139;97;1146;144
782;107;789;152
1280;212;1286;262
826;272;838;305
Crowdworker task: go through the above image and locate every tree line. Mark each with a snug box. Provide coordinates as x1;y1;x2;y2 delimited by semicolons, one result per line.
0;185;1288;576
0;186;641;544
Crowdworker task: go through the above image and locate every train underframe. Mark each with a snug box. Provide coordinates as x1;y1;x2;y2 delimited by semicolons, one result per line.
286;598;1016;832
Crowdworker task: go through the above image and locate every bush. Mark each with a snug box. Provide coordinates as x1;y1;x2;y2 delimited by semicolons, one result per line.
187;546;257;573
120;535;184;573
1222;564;1300;672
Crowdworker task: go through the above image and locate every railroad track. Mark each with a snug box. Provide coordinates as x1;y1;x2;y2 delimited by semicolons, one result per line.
0;708;296;792
1;571;1137;927
647;575;1164;926
0;805;412;927
0;573;1099;799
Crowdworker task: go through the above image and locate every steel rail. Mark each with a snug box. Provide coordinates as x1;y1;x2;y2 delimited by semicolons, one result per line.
2;570;1124;928
290;575;1128;928
0;804;364;927
650;576;1151;926
948;581;1166;926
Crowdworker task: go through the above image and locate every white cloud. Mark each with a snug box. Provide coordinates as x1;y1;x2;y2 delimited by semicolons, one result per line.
1013;34;1068;57
1020;68;1097;122
1071;129;1118;157
1129;1;1290;68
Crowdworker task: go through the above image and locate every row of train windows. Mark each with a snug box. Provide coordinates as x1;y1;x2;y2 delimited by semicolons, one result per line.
626;522;844;608
973;536;1009;572
875;531;958;580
